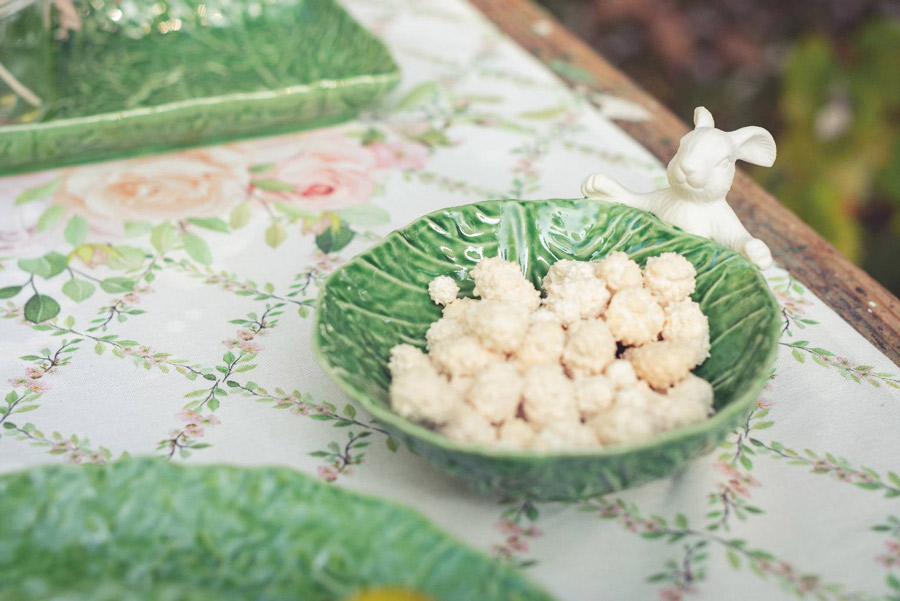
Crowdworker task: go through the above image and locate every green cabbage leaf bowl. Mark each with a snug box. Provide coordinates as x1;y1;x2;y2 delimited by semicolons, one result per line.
0;459;552;601
313;199;780;501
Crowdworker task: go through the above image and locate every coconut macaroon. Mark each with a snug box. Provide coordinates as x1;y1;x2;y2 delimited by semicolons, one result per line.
643;252;697;306
594;251;643;292
425;316;469;351
626;340;696;391
542;259;611;325
440;404;497;446
521;364;578;427
467;362;524;424
605;359;638;389
532;419;598;450
605;287;665;346
389;366;459;426
496;418;537;449
428;275;460;306
429;336;502;378
663;300;711;366
387;252;713;451
467;300;530;355
574;375;615;417
513;310;566;369
562;318;617;377
471;257;541;311
650;374;714;431
388;344;431;377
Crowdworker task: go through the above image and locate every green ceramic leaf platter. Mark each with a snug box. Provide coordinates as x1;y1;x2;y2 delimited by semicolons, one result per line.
0;459;552;601
0;0;400;174
313;199;781;501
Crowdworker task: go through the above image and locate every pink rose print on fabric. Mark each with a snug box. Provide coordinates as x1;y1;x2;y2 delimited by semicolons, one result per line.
250;130;376;212
52;148;249;235
249;128;428;213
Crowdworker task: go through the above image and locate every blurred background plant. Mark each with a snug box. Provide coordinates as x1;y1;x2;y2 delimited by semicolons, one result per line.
538;0;900;294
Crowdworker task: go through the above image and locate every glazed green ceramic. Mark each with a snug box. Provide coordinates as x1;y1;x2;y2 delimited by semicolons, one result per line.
0;0;400;174
0;459;552;601
313;199;781;501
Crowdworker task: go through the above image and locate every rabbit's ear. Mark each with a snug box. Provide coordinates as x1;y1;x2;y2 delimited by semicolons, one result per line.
730;126;777;167
693;106;715;129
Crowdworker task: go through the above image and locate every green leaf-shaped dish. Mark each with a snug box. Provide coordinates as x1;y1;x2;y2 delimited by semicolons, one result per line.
313;199;781;501
0;459;551;601
0;0;400;174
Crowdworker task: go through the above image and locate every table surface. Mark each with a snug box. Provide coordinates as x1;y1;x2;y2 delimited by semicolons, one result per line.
1;0;899;600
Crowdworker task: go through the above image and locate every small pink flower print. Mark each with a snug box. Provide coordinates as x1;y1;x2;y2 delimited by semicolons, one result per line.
507;537;529;553
495;520;522;536
796;575;820;593
123;293;140;304
369;140;429;170
237;330;255;341
7;377;26;388
730;482;751;498
282;395;309;415
856;471;876;484
25;380;49;393
203;414;221;427
222;339;237;349
833;469;853;482
184;423;205;437
715;461;741;479
756;398;773;410
317;465;338;482
659;589;682;601
643;520;661;533
599;505;620;518
622;517;639;532
25;367;43;379
177;409;201;423
876;554;892;567
877;554;897;568
238;341;263;354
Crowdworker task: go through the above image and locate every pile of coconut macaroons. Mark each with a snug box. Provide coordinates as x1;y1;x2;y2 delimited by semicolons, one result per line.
387;251;714;451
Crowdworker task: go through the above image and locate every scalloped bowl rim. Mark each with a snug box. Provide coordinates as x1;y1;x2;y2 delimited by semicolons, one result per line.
312;198;781;461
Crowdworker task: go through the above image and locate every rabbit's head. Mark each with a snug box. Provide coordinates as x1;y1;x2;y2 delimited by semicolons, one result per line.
666;107;776;202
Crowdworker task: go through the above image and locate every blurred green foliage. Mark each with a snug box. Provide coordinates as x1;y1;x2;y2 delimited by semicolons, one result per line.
538;0;900;294
762;21;900;287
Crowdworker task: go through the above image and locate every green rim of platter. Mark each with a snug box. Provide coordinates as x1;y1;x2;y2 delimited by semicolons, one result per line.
313;199;781;501
0;0;400;175
0;458;553;601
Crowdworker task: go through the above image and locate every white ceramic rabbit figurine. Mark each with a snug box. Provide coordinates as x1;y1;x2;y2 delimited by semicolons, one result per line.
581;107;776;269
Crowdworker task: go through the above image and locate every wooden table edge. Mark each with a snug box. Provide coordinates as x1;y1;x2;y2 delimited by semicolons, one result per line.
469;0;900;367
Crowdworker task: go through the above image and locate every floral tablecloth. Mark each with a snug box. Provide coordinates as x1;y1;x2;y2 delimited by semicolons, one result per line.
2;1;899;599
